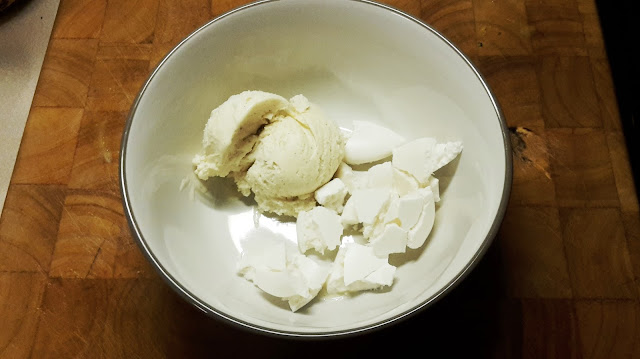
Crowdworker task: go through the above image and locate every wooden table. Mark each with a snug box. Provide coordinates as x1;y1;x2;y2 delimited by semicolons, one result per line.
1;0;639;357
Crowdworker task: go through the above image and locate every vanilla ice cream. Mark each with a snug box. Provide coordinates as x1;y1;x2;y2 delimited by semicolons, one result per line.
193;91;345;217
192;95;464;312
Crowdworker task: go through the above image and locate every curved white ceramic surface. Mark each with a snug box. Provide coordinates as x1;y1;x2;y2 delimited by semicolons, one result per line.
120;0;512;338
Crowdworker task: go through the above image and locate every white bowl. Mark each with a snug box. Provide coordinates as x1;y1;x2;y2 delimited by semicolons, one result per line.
120;0;512;338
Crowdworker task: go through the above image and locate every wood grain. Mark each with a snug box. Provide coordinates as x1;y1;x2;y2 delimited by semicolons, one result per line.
0;273;47;359
210;0;254;16
383;0;421;17
32;39;98;108
155;0;211;47
547;128;619;207
521;299;582;359
52;0;107;39
538;56;602;128
11;108;83;185
149;41;175;71
30;279;168;359
575;300;640;358
49;191;132;278
67;111;126;194
477;56;543;128
591;56;622;131
0;185;66;273
525;2;587;56
561;208;636;298
577;0;607;58
100;0;159;44
621;212;640;297
85;44;151;111
499;206;572;298
608;132;640;213
474;0;532;56
1;0;639;357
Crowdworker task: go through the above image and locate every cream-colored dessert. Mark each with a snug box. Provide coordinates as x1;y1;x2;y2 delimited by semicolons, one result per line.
193;91;345;217
193;93;463;312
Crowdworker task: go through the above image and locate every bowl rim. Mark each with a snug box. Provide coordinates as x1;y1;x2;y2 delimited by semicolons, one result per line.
119;0;513;339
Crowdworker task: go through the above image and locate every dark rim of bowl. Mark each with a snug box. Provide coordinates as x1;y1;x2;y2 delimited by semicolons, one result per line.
119;0;513;339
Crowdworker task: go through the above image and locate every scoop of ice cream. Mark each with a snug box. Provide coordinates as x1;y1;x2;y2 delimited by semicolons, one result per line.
193;91;289;179
193;91;345;217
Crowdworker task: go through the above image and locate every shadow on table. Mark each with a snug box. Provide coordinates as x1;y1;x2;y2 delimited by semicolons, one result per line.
162;241;519;358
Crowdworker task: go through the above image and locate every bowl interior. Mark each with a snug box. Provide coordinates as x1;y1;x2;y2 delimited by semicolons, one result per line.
122;0;510;336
